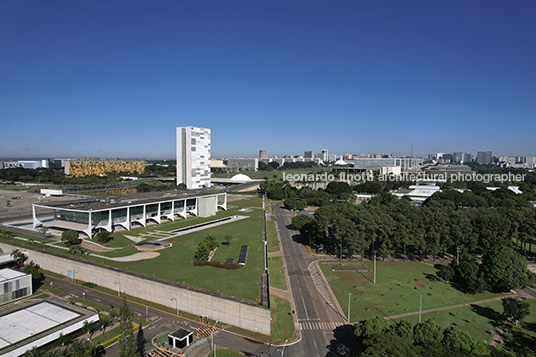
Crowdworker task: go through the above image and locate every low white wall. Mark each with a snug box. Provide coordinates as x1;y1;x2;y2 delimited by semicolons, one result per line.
0;242;271;334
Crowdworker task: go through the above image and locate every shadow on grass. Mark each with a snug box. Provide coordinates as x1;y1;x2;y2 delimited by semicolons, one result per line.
503;328;536;356
469;304;503;328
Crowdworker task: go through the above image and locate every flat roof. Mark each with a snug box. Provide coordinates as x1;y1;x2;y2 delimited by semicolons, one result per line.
33;189;226;212
0;298;99;357
0;268;28;283
169;328;193;340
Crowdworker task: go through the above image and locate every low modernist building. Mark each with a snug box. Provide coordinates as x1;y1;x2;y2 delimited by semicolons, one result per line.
32;191;227;237
0;298;99;357
0;268;32;305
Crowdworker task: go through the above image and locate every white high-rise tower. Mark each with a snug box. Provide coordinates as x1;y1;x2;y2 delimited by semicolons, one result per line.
176;126;211;189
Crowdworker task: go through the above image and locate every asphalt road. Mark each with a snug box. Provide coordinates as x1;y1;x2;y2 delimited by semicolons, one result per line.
272;202;356;357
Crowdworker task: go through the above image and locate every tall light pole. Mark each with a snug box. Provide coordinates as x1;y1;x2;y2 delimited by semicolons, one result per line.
419;294;423;323
170;298;179;316
211;320;218;354
278;339;288;357
114;282;120;297
373;250;377;284
87;338;96;357
347;293;352;323
456;247;460;266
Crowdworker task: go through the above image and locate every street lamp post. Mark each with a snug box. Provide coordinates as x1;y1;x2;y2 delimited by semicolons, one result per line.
211;320;219;354
373;250;377;284
277;339;288;357
456;247;460;266
87;338;96;357
419;294;423;323
170;298;179;316
114;282;120;297
347;293;352;323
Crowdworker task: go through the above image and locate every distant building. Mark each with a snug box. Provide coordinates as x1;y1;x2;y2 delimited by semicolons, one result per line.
64;158;144;177
393;184;441;205
321;149;329;162
352;157;422;171
1;160;48;169
176;126;211;189
259;149;267;159
225;158;258;171
453;152;472;164
210;160;224;168
476;151;492;164
304;151;314;159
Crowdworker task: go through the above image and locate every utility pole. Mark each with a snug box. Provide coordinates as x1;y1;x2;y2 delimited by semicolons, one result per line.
373;250;377;284
347;293;352;323
419;294;423;323
456;247;460;266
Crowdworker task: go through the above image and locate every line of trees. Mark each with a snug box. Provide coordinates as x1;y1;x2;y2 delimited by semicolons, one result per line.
294;190;536;262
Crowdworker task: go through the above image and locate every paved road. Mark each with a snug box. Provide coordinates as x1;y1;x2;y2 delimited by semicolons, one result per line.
272;202;356;357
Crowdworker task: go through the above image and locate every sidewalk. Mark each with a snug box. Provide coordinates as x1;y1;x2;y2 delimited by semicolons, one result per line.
385;295;515;320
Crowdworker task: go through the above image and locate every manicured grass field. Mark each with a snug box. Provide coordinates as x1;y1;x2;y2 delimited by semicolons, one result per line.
397;300;503;343
319;260;502;323
268;256;287;290
270;296;295;344
266;220;279;253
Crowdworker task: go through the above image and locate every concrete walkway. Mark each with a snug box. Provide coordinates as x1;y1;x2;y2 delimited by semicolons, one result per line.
385;295;515;320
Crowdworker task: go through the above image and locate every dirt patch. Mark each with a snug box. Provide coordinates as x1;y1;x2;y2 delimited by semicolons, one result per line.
339;272;355;282
414;278;426;288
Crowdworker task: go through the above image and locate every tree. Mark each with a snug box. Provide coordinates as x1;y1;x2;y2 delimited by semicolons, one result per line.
502;297;530;327
22;263;43;282
480;245;530;292
94;230;113;244
325;181;352;196
10;249;27;268
413;319;443;345
451;253;484;293
65;339;91;357
118;299;139;357
203;234;219;251
354;316;389;342
437;264;455;283
194;241;210;261
291;214;315;231
61;230;79;245
222;234;233;246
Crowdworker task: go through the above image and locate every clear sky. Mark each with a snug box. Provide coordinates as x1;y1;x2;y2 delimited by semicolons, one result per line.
1;0;535;160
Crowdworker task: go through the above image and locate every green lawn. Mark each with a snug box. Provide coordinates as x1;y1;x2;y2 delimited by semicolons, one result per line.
270;296;295;344
268;256;287;290
319;261;502;322
76;198;265;302
397;300;503;343
266;220;279;253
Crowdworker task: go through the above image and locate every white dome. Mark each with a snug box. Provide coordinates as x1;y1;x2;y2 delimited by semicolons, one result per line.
230;173;252;181
334;160;347;166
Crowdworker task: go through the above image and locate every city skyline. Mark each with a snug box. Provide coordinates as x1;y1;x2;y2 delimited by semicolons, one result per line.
1;1;535;159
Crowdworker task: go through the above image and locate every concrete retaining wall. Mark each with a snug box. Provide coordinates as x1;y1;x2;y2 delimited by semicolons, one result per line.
0;242;271;334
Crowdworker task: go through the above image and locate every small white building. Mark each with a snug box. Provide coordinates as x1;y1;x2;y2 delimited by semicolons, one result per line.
393;184;441;205
0;268;32;305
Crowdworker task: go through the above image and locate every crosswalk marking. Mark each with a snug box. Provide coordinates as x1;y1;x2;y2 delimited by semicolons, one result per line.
299;321;341;330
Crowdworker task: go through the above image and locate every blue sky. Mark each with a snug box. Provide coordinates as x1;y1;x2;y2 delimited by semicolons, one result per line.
1;0;535;160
